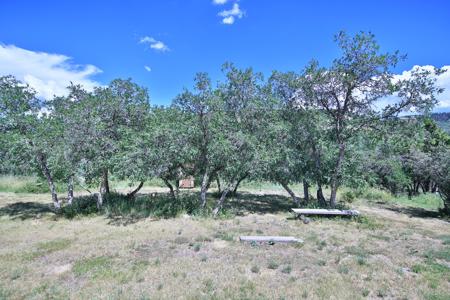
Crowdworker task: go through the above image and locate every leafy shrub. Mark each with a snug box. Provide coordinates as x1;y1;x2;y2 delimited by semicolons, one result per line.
341;190;356;203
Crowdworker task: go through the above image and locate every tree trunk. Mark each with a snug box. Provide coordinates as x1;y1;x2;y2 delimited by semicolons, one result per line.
329;143;346;208
96;168;110;209
67;175;74;205
413;180;420;195
127;181;144;199
232;173;248;196
303;179;310;203
213;181;236;218
216;177;221;193
102;168;110;194
175;179;180;194
431;182;437;193
279;180;300;207
163;179;177;200
312;143;326;207
200;171;209;208
96;192;103;209
317;185;327;207
36;151;60;209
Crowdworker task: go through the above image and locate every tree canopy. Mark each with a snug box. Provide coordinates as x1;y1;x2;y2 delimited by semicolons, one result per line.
1;32;448;215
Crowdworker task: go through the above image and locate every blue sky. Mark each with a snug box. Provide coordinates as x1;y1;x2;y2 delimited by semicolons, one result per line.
1;0;450;110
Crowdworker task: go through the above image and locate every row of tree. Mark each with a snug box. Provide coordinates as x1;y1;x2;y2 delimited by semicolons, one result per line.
1;31;449;215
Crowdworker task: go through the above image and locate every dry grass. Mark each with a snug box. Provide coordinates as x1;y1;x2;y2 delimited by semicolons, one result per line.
0;190;449;299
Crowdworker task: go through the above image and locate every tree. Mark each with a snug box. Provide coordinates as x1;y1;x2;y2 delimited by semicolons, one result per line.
63;79;150;207
115;106;194;200
293;31;443;207
0;76;62;208
211;63;268;216
269;71;333;206
173;73;224;208
430;146;450;213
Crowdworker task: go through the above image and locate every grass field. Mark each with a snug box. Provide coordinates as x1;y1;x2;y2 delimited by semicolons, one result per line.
0;181;449;299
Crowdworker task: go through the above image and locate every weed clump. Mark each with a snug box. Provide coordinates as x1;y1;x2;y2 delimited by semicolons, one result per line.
267;260;279;270
281;265;292;274
250;265;260;273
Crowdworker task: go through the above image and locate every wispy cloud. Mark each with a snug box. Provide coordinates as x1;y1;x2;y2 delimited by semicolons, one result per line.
218;3;244;25
139;36;169;52
213;0;229;4
144;65;152;72
0;44;101;99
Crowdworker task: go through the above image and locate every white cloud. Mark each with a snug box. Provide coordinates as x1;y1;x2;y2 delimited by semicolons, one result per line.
0;44;101;99
375;65;450;112
213;0;229;4
144;65;152;72
222;16;235;24
218;3;244;25
395;65;450;110
139;36;169;52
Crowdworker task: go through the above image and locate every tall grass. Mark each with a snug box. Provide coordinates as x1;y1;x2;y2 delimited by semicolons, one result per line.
390;194;444;211
61;192;203;219
0;175;167;194
0;175;55;193
342;186;444;211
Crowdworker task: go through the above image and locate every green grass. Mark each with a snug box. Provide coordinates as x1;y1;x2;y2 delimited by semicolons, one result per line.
213;231;235;242
62;192;200;219
344;245;371;258
425;247;450;262
110;177;166;189
346;186;444;211
354;215;385;230
390;194;444;211
0;175;166;194
72;255;149;284
1;188;450;299
73;256;115;278
0;175;54;193
439;235;450;245
36;238;72;253
22;238;72;261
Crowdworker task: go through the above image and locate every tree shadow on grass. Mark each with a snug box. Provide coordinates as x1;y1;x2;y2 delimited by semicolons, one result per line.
0;191;297;224
381;203;449;221
0;201;54;220
224;192;295;215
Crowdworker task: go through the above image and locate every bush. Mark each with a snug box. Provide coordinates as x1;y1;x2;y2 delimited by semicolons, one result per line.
341;190;356;203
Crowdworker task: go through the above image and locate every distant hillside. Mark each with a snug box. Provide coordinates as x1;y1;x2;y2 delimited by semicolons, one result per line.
431;112;450;133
